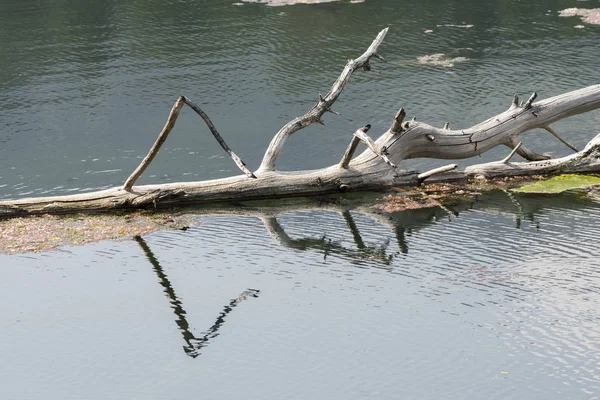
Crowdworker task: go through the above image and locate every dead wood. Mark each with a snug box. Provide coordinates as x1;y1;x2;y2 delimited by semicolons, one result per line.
1;28;599;219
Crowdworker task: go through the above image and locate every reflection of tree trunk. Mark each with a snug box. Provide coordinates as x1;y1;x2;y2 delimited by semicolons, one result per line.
260;213;393;267
135;236;259;358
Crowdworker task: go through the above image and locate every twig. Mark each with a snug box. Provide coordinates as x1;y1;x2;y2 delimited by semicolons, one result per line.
544;126;579;152
501;142;522;164
417;164;457;183
181;97;256;178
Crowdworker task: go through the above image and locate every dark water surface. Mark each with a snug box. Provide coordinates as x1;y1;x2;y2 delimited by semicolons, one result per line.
1;0;600;399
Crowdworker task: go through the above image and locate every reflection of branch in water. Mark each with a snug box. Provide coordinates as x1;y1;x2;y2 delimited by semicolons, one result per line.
384;206;455;254
134;236;259;358
394;226;408;254
341;210;365;249
260;213;394;267
502;189;540;230
260;216;328;251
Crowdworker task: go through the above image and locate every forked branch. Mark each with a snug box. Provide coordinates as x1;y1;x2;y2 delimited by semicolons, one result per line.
349;85;600;170
122;96;255;191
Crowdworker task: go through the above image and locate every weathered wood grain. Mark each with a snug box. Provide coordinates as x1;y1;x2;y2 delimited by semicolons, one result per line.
1;28;599;219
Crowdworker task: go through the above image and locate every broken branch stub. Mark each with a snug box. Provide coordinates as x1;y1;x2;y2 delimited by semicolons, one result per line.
353;128;396;169
339;124;371;169
390;108;406;134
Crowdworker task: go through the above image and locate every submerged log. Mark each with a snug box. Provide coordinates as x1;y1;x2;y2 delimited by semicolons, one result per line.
1;27;599;218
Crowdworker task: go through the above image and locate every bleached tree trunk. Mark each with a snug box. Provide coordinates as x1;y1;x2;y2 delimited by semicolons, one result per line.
1;28;599;218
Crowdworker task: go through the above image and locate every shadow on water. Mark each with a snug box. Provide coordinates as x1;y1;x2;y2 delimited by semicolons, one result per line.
135;235;259;358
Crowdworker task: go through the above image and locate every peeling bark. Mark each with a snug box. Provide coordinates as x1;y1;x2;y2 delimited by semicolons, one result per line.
1;28;599;219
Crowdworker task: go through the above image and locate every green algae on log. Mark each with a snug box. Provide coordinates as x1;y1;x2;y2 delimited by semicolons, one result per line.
512;174;600;194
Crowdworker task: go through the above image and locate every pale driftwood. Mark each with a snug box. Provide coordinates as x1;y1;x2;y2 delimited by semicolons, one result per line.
258;27;389;173
1;27;600;219
464;133;600;178
543;126;579;152
417;164;458;182
123;96;254;190
180;96;256;179
122;97;185;190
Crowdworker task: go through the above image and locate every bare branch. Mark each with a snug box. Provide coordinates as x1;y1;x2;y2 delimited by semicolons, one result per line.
339;125;370;169
258;27;389;173
354;127;396;168
122;96;255;191
123;97;185;190
181;97;256;178
544;126;579;152
350;85;600;168
417;164;457;183
500;142;522;164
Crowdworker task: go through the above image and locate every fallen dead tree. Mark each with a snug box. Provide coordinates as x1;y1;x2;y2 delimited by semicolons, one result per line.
1;27;600;218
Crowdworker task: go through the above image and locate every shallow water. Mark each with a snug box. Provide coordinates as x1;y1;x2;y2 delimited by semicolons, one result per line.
1;0;600;399
2;192;600;399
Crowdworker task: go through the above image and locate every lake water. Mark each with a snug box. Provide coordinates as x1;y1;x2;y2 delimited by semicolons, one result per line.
1;0;600;399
